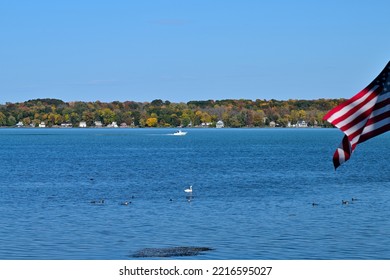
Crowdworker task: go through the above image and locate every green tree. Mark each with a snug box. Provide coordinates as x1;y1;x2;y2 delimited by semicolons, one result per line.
121;111;134;126
47;113;63;126
151;99;163;107
180;113;191;127
98;108;115;125
7;115;16;126
82;111;95;126
169;114;181;127
132;111;141;126
69;112;80;124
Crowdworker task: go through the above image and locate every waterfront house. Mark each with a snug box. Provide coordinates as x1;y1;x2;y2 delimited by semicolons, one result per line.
61;123;72;128
94;121;103;127
297;120;308;128
79;121;87;128
216;120;224;128
107;122;118;128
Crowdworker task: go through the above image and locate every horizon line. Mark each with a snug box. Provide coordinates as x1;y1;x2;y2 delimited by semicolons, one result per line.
0;96;346;105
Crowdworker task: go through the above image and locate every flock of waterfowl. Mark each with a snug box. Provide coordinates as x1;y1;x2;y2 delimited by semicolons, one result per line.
89;185;193;206
312;197;358;207
90;184;359;208
90;195;135;206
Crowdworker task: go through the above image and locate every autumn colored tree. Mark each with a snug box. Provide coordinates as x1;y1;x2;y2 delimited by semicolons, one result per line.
146;117;158;127
0;112;6;126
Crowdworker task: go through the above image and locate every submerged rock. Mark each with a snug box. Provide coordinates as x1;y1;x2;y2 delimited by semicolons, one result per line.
132;246;213;258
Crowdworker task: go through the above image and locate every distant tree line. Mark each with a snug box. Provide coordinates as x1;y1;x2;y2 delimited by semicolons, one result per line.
0;98;344;128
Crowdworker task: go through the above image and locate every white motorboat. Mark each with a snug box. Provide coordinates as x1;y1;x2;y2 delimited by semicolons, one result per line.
173;130;187;136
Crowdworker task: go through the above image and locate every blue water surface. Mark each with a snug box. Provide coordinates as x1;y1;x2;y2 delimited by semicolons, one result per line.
0;128;389;259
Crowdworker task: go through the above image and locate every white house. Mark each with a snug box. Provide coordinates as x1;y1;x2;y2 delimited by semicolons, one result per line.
16;121;24;127
297;120;308;128
61;123;72;128
79;121;87;128
39;122;46;128
94;121;103;127
216;120;224;128
107;121;118;128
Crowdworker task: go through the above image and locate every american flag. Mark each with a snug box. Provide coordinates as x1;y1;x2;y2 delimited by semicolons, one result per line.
323;61;390;169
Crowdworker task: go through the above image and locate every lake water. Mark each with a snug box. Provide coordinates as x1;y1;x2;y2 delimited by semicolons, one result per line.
0;128;390;260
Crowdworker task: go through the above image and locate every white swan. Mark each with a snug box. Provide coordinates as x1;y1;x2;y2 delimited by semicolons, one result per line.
184;185;193;193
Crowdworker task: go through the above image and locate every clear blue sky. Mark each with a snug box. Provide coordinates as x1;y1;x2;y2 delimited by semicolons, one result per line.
1;0;389;104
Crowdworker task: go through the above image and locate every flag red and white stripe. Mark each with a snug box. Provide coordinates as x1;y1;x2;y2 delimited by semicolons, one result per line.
323;61;390;169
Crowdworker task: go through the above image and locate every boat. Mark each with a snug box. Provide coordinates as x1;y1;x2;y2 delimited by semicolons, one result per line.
184;185;192;193
173;130;187;136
